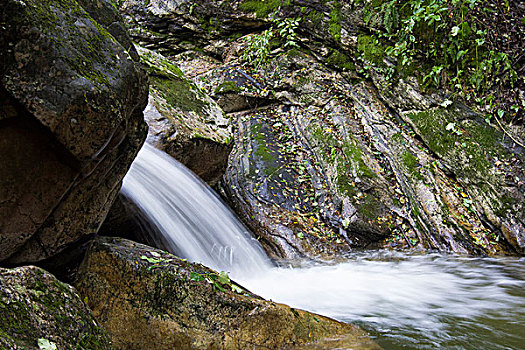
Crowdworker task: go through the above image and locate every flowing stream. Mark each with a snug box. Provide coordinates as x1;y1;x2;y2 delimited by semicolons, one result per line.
121;143;272;276
122;144;525;350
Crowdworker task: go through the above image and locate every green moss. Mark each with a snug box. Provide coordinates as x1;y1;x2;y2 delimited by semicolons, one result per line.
407;108;521;217
139;47;212;115
407;108;494;177
252;127;276;167
239;0;281;18
401;150;424;181
358;194;381;218
286;48;304;59
214;81;241;94
152;76;208;114
139;47;185;79
342;140;377;180
328;5;342;41
307;10;324;25
326;49;355;71
357;35;385;66
20;0;121;88
0;268;110;349
311;126;376;196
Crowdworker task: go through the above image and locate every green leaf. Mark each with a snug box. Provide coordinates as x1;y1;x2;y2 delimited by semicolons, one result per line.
38;339;57;350
190;272;204;282
231;284;244;293
451;26;460;36
218;271;231;285
213;281;227;293
140;255;162;264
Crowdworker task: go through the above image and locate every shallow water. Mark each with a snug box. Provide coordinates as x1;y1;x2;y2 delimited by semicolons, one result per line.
124;144;525;349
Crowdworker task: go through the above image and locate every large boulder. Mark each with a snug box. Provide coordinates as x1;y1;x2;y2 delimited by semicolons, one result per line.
138;46;232;185
0;265;112;350
0;0;148;263
74;236;380;350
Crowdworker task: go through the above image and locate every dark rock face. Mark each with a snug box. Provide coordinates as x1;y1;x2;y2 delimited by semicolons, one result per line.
118;0;524;257
0;0;148;263
75;236;380;350
0;265;112;349
118;0;265;57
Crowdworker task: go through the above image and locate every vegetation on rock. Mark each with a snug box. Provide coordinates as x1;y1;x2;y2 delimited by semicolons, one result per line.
74;237;380;350
0;266;112;350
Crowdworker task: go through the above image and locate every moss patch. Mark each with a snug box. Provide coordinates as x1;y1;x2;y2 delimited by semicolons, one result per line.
16;0;122;88
312;126;376;196
0;266;111;350
406;107;519;216
239;0;282;18
357;35;385;66
401;150;424;181
138;46;210;114
214;81;241;94
328;3;342;41
326;49;355;71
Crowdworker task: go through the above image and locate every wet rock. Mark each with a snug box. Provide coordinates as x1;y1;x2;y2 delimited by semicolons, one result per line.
138;46;232;185
0;265;112;350
74;236;380;350
118;0;265;56
0;0;148;263
119;0;524;256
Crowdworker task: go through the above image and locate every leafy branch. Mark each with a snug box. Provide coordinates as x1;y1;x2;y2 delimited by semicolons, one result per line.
243;17;301;67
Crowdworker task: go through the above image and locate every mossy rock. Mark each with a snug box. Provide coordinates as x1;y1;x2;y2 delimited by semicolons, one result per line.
75;236;381;350
405;106;525;253
0;266;112;350
0;0;148;263
136;46;232;185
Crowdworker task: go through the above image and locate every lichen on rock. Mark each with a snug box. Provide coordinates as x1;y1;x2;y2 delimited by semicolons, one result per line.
0;265;112;350
74;236;380;350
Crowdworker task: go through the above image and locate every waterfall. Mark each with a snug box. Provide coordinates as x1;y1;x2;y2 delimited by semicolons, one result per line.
121;143;525;350
121;143;272;278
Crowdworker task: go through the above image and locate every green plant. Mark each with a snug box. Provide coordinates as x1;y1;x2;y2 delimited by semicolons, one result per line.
190;271;245;294
276;17;301;49
359;0;519;123
243;28;274;67
243;17;301;67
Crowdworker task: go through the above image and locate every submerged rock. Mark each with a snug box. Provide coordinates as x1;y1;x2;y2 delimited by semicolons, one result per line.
0;265;112;350
0;0;148;263
75;236;380;350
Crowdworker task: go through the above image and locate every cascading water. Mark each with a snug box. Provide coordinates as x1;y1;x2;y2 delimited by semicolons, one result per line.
122;143;525;350
121;143;272;277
